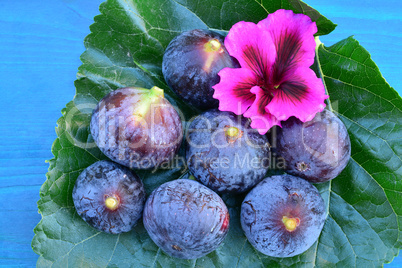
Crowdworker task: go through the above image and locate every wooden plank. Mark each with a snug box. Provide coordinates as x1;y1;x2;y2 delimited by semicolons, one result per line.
0;0;103;266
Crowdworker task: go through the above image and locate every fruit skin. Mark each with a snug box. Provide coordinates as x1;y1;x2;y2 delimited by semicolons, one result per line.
186;109;270;194
275;109;351;183
162;29;239;110
143;179;230;259
241;174;326;257
90;87;183;169
72;160;146;234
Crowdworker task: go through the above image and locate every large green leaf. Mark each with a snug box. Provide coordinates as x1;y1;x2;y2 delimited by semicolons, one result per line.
32;0;401;267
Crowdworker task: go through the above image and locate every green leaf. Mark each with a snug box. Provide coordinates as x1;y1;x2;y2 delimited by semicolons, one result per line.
32;0;401;267
313;37;402;266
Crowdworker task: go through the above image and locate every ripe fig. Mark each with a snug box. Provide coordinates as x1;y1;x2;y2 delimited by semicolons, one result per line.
241;174;326;257
72;160;146;234
143;179;230;259
186;109;270;193
274;109;351;183
90;86;183;169
162;29;239;110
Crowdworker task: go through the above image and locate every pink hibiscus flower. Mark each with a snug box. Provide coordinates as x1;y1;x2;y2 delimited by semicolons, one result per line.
212;9;328;134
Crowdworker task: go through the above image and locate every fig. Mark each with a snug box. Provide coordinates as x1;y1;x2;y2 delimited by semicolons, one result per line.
241;174;326;257
90;86;183;169
72;160;146;234
143;179;230;259
162;29;239;110
186;109;270;193
275;109;351;183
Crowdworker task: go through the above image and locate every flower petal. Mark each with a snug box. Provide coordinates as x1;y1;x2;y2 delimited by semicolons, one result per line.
224;21;276;78
243;86;281;134
213;67;258;115
267;67;328;122
258;9;317;82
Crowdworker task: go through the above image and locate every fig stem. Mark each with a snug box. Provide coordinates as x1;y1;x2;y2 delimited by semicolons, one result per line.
150;86;164;98
282;216;300;232
203;39;224;72
226;127;239;138
224;126;243;143
135;86;164;118
204;39;222;52
188;175;197;181
105;195;120;211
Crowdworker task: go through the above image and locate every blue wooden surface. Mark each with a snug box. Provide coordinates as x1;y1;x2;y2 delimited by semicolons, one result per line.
0;0;400;267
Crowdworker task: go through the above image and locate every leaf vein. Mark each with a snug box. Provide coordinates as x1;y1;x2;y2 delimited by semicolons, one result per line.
321;44;379;73
170;0;209;28
151;248;161;268
336;112;402;166
331;191;394;256
347;157;400;247
58;231;102;263
253;0;269;14
235;238;248;268
327;213;358;264
106;234;120;267
325;76;402;113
